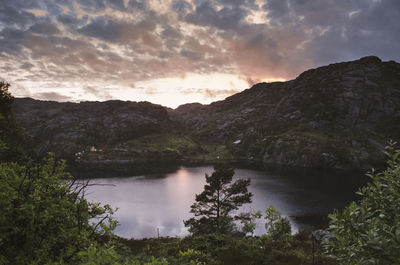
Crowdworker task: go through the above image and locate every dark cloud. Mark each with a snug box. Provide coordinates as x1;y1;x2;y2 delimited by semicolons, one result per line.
127;0;147;10
2;0;41;10
161;24;183;50
262;0;290;20
29;20;61;35
185;1;247;30
0;5;37;29
72;0;126;13
20;62;34;70
78;16;160;48
180;49;202;60
57;13;89;28
172;0;193;16
0;28;26;55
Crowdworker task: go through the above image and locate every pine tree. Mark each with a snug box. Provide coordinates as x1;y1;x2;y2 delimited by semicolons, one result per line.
184;164;252;235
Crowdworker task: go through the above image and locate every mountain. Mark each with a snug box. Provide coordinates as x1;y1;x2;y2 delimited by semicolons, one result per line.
13;56;400;171
171;56;400;169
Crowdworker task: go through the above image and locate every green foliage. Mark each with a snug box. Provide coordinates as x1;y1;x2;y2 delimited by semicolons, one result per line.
324;144;400;265
184;164;253;235
0;81;28;161
264;206;292;241
117;231;332;265
79;243;122;265
230;127;264;158
127;133;201;155
240;210;262;236
0;81;29;162
178;249;207;265
0;155;117;264
240;207;292;242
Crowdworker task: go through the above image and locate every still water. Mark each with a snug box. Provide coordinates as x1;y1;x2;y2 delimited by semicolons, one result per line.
85;166;366;239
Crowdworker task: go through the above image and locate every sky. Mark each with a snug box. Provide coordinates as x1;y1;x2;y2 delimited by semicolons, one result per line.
0;0;399;108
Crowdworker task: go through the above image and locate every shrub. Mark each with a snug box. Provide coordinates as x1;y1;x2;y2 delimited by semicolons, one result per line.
0;155;117;264
324;144;400;265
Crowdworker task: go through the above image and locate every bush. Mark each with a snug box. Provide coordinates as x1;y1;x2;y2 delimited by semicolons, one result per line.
0;155;117;264
324;144;400;265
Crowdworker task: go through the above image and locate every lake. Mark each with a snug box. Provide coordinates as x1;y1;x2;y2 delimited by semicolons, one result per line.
84;165;367;239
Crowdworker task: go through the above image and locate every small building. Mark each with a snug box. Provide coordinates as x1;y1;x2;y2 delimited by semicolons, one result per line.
90;146;97;152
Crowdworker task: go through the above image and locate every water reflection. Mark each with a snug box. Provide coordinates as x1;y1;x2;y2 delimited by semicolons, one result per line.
85;166;366;239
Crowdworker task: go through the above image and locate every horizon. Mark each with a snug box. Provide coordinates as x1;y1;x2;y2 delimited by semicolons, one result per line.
14;54;395;109
1;0;400;108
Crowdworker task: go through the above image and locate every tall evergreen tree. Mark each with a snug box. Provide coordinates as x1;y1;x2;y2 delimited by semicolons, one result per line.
0;81;28;162
184;164;252;235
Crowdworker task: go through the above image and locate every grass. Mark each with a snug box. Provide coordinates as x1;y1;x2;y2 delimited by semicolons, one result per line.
127;133;203;156
112;232;333;265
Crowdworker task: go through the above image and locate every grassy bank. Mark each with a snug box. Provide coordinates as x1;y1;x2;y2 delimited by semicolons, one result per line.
110;231;332;265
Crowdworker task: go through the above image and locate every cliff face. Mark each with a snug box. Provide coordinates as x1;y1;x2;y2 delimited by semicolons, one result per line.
13;56;400;170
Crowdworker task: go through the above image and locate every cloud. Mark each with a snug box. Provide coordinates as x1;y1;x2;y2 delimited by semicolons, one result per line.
180;87;240;100
33;91;74;101
172;0;193;16
185;1;248;31
82;85;114;100
260;0;400;66
0;5;37;29
20;62;34;70
0;0;399;107
28;19;61;35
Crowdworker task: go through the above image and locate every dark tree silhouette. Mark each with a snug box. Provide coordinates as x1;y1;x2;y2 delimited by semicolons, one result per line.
184;164;252;235
0;81;29;162
0;81;13;117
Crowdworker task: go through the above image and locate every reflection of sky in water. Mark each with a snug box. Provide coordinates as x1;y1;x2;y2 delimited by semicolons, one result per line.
85;166;365;239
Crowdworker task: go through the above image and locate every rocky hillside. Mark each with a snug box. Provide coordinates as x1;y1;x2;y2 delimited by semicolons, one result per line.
172;56;400;169
12;99;196;166
13;56;400;170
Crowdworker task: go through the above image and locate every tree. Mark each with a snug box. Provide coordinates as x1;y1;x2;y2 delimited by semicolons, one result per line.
0;81;13;116
184;164;253;235
241;210;262;236
240;207;291;238
0;81;28;162
0;155;117;264
324;143;400;265
264;206;291;240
